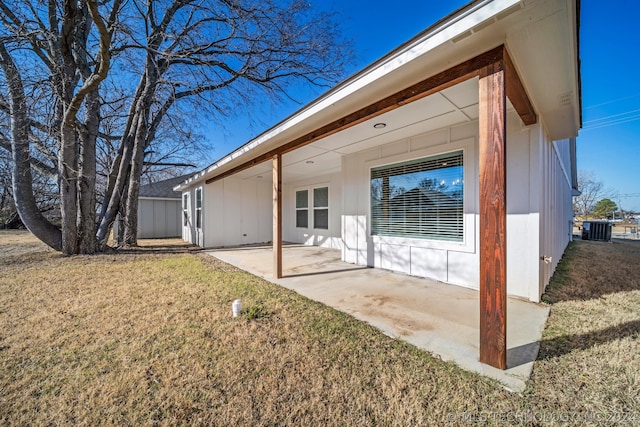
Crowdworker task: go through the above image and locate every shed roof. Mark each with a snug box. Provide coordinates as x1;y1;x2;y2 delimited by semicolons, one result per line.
140;175;192;199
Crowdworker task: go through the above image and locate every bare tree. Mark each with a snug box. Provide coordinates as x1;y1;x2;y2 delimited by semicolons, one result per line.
0;149;59;228
0;0;118;254
1;0;352;253
0;40;63;249
95;0;353;247
573;170;617;219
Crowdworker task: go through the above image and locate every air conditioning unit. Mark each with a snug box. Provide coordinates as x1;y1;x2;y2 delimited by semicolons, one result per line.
581;221;612;242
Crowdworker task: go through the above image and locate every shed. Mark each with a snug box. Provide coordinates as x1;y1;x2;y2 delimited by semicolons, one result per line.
137;175;191;239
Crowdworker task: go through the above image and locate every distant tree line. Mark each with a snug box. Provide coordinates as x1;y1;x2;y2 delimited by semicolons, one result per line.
573;171;627;220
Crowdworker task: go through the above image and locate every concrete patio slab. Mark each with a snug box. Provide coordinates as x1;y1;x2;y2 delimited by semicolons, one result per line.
207;245;549;392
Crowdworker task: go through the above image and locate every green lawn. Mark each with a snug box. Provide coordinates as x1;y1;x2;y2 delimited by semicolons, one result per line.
0;231;638;425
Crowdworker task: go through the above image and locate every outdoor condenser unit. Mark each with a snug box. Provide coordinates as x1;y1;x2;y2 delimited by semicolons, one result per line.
581;221;612;242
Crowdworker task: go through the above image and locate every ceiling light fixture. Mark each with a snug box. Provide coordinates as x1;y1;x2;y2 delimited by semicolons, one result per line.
373;123;386;129
306;160;314;164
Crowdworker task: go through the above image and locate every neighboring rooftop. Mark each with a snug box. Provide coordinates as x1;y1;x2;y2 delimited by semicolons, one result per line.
139;175;192;199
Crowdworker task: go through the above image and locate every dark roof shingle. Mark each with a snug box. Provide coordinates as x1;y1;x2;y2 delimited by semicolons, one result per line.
139;174;191;199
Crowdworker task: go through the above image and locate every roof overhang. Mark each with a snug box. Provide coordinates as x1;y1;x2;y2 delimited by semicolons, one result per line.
175;0;580;191
139;196;180;201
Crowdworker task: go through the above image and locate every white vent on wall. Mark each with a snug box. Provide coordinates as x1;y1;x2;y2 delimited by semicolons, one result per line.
559;92;573;106
452;30;473;44
496;3;523;21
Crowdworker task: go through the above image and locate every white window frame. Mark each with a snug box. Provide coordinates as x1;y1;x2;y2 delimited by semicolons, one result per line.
294;185;330;230
366;137;476;253
295;189;309;229
182;193;189;226
310;185;330;230
195;187;202;229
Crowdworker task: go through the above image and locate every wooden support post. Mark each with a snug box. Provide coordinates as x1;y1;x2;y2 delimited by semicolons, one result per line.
478;61;507;370
273;153;283;279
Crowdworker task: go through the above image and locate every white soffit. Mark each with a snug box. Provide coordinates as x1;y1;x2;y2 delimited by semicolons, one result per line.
505;0;580;139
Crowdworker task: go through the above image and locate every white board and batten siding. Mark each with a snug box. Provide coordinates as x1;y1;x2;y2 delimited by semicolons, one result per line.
138;197;181;239
341;113;573;302
189;113;574;302
283;172;343;250
195;178;272;248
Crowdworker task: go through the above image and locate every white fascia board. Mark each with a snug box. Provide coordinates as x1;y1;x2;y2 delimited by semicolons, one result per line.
176;0;522;191
139;196;181;201
567;0;582;128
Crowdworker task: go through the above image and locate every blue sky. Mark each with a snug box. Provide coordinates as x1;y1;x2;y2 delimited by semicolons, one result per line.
205;0;640;212
578;0;640;211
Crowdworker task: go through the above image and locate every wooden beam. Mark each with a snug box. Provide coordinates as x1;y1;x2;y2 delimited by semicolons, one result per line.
478;61;508;370
272;153;282;279
504;48;537;126
206;46;506;185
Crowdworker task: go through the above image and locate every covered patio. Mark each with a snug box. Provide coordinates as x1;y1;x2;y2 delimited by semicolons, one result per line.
178;0;579;381
207;245;549;391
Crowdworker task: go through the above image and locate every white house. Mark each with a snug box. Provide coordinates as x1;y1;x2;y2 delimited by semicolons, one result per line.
176;0;580;369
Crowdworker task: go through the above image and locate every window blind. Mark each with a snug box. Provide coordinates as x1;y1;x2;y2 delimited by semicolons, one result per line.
370;151;464;241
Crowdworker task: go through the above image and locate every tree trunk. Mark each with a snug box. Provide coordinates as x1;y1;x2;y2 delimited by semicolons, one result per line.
0;42;62;251
95;134;134;248
122;117;148;246
121;61;157;246
77;90;99;254
96;75;148;248
57;0;111;255
58;0;80;255
116;200;126;245
59;118;79;255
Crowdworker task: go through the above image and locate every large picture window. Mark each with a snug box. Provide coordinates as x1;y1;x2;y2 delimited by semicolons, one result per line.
370;151;463;241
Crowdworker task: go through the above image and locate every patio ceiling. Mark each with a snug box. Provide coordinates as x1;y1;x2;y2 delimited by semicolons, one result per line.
232;77;487;181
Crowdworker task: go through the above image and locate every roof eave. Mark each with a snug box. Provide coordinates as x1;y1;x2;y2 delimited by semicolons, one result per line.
174;0;522;191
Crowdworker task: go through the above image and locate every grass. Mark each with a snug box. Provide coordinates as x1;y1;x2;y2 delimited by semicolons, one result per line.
0;232;639;425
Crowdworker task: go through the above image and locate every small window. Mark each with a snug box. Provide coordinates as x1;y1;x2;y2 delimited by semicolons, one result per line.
182;194;188;226
296;190;308;228
195;187;202;229
370;151;463;241
313;187;329;230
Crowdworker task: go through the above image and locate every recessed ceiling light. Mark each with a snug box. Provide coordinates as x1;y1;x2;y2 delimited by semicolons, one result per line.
373;123;386;129
257;175;263;179
306;160;314;164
